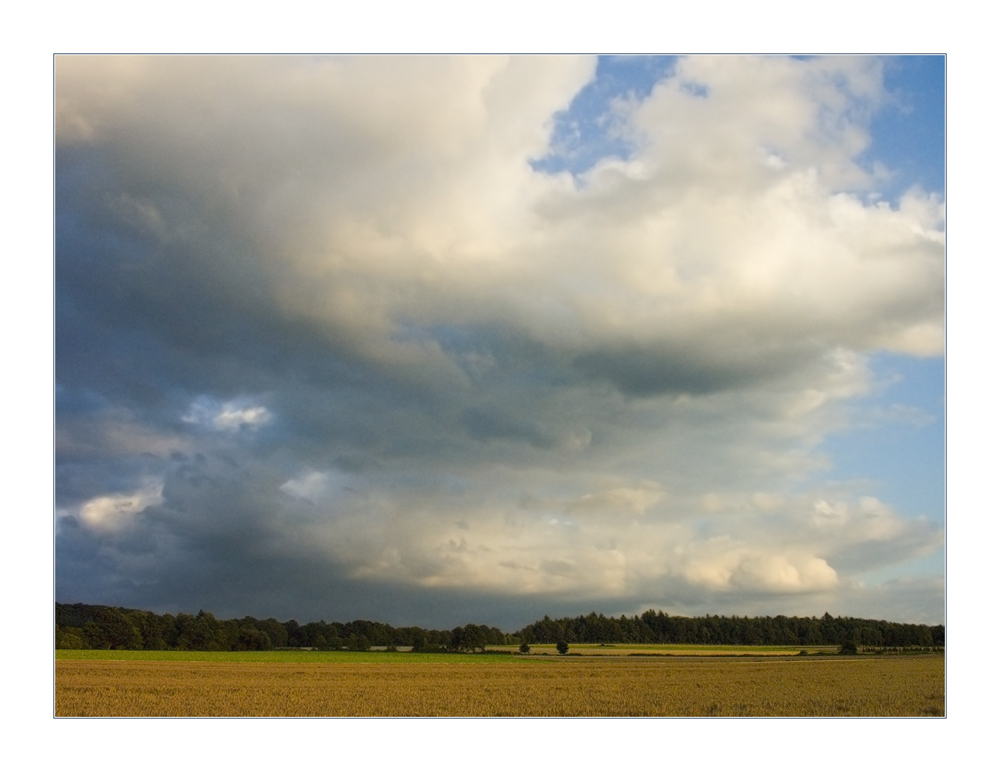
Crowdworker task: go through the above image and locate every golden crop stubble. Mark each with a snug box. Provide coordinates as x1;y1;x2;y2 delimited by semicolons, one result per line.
55;656;944;717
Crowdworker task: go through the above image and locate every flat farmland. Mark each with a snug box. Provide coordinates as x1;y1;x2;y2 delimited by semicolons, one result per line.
497;643;841;656
55;655;944;717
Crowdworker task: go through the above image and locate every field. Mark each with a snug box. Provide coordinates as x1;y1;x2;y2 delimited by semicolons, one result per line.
54;643;836;663
492;643;842;656
55;650;944;717
55;649;512;664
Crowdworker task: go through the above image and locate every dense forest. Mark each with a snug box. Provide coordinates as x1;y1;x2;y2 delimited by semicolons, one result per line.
519;610;944;648
55;603;944;652
55;603;505;652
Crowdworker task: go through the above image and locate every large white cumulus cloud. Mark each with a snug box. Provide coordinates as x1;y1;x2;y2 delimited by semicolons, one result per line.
55;56;944;626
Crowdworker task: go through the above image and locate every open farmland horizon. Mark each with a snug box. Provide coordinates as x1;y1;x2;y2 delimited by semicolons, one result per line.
56;601;944;652
55;599;946;717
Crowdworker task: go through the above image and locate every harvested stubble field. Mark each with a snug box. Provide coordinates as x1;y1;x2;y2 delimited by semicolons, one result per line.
55;655;944;717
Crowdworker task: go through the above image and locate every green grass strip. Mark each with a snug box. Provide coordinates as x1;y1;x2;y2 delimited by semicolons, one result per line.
55;649;525;664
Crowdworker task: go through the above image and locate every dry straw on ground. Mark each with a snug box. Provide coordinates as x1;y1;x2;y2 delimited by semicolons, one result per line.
56;656;944;717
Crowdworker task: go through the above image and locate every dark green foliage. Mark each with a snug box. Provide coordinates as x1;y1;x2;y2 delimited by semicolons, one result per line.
55;625;90;650
348;634;370;651
446;623;509;652
556;640;569;655
234;628;273;651
54;603;943;653
55;603;468;653
516;610;943;648
519;642;530;654
82;607;143;650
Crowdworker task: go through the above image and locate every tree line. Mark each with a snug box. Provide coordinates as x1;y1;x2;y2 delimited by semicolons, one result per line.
55;603;512;652
518;610;944;648
55;603;943;652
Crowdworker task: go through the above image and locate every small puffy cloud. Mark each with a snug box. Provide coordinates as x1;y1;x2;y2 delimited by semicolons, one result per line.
279;470;328;503
183;397;271;431
73;480;163;531
279;468;356;505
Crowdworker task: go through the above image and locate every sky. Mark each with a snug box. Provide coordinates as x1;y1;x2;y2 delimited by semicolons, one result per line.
54;55;945;630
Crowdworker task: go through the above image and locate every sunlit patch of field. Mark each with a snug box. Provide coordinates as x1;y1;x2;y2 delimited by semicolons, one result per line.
55;644;835;662
55;656;944;717
499;643;840;656
55;649;514;664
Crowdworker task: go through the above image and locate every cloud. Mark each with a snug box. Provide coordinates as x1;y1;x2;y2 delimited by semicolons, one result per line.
55;56;944;627
183;396;271;431
73;480;163;531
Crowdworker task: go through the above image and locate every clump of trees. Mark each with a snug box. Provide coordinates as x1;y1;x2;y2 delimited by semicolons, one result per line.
448;623;509;652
